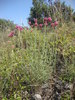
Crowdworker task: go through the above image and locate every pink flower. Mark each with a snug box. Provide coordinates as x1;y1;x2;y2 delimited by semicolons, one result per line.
35;23;38;27
44;17;48;22
16;25;19;29
44;22;48;26
16;25;23;31
51;23;54;27
34;18;37;23
28;21;31;25
54;21;58;26
39;24;43;28
48;17;52;22
8;31;14;37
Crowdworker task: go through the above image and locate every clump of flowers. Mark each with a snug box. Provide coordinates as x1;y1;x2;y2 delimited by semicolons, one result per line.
34;18;38;27
48;17;52;22
28;17;58;29
43;17;58;27
39;24;43;27
8;31;15;37
34;22;38;27
34;18;37;23
43;17;48;26
16;25;23;31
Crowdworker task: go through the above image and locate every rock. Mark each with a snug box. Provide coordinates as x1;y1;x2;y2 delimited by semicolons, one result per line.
33;94;42;100
64;83;70;90
42;83;49;89
55;84;61;93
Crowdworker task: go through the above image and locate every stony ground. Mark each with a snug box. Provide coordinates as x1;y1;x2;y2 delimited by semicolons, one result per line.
21;74;73;100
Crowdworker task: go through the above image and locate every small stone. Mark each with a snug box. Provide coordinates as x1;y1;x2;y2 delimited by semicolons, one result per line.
65;83;70;89
69;84;73;90
42;83;49;89
24;91;28;96
33;94;42;100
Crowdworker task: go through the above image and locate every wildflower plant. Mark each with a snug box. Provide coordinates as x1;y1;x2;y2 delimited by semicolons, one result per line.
0;17;75;99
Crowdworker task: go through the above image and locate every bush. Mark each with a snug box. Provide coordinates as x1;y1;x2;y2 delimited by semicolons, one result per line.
0;23;75;99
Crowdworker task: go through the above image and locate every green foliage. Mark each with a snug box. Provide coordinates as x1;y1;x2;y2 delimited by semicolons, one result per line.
0;19;15;32
29;0;75;24
29;0;48;24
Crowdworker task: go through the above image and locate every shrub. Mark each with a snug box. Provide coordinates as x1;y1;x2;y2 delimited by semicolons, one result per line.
0;23;75;99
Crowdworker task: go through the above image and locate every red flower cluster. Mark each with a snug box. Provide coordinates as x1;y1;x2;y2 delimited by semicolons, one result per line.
28;17;58;29
16;25;23;31
8;25;24;38
34;18;38;27
34;22;38;27
39;24;43;28
34;18;37;23
8;31;15;37
48;17;52;22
